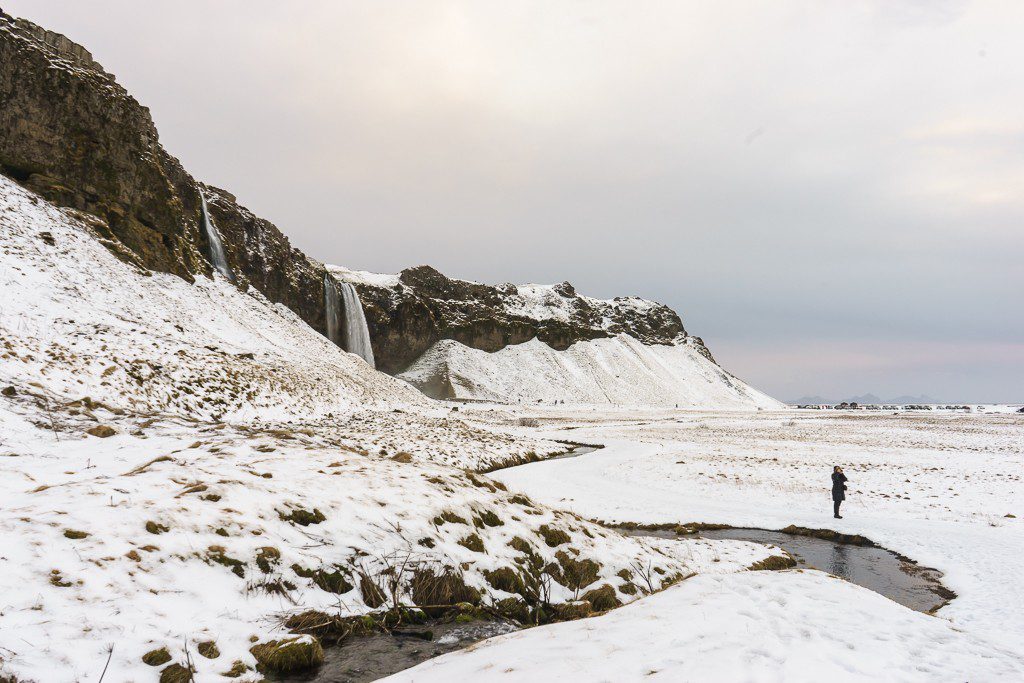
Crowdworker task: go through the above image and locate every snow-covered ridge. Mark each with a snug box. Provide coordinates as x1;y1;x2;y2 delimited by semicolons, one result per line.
327;263;691;375
332;264;679;335
398;335;784;410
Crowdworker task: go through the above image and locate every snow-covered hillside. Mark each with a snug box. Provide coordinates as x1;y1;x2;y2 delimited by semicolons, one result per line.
398;335;784;410
0;176;780;682
0;175;422;420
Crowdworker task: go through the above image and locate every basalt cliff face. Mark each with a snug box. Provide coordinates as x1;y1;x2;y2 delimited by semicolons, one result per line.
331;265;713;375
0;12;329;334
1;10;721;383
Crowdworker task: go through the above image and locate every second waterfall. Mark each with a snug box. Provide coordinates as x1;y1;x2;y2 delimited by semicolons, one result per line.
324;274;375;368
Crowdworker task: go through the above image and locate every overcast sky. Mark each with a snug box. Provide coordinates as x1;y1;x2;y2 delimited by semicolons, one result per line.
7;1;1022;402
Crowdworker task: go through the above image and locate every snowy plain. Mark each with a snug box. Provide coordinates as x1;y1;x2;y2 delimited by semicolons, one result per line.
387;406;1024;682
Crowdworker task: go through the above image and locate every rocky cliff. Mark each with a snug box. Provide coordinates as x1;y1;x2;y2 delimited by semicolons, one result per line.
1;10;721;382
330;265;710;374
0;12;331;335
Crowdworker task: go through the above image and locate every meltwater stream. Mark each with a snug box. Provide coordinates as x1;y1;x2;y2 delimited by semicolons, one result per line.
274;620;518;683
626;527;951;613
198;192;235;282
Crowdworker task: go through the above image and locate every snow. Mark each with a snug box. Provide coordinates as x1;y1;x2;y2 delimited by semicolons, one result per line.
0;178;773;682
0;398;768;682
0;175;422;421
4;175;1023;682
384;569;1024;682
502;284;662;327
399;336;783;410
326;264;401;289
390;406;1024;680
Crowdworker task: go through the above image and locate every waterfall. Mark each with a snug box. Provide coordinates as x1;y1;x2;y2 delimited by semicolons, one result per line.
199;192;235;282
324;274;375;368
323;272;342;347
339;282;376;367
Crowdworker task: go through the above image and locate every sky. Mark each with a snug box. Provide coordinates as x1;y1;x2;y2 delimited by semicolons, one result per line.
6;0;1023;402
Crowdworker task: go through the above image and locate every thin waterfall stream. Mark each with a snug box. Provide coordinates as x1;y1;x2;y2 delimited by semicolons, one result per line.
199;192;235;282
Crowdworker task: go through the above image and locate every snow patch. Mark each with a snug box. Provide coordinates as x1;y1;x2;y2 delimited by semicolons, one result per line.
399;336;783;410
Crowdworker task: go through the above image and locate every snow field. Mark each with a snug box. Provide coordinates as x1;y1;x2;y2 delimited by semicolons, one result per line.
399;336;782;410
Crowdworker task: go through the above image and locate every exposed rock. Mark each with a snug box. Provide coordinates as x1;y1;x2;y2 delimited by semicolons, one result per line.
336;264;686;373
86;425;116;438
141;647;171;667
0;8;723;384
580;584;622;611
0;12;333;343
250;636;324;674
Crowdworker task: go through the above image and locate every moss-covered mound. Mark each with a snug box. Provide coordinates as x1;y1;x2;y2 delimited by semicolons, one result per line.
250;636;324;674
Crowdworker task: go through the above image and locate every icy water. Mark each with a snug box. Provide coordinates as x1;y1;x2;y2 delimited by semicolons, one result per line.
274;620;518;683
548;444;600;460
631;527;950;613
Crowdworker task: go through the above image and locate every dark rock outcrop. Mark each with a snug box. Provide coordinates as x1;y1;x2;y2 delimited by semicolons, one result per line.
341;265;687;374
0;12;331;337
0;10;705;378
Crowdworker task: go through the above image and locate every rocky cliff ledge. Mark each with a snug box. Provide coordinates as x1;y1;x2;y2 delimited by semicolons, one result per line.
330;265;711;374
1;10;716;380
0;12;330;334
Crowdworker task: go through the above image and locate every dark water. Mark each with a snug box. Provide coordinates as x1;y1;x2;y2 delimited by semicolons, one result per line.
630;527;949;613
275;620;518;683
547;444;599;460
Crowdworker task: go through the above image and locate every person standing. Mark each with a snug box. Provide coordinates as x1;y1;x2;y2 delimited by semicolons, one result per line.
831;466;848;518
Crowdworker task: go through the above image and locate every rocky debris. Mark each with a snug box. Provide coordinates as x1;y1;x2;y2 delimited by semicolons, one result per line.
342;264;688;374
0;11;332;341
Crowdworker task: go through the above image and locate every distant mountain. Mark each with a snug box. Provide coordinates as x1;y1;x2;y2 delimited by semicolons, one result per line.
847;394;883;405
788;395;831;405
787;393;943;405
887;394;943;405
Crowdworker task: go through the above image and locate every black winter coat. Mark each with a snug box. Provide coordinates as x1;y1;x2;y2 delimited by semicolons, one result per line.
832;472;848;501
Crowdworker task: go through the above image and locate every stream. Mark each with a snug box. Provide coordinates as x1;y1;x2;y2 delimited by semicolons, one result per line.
626;526;951;613
280;437;951;681
273;620;518;683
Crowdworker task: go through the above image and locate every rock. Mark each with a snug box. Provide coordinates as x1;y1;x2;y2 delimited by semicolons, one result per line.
538;524;571;547
552;600;592;621
0;12;333;345
1;386;15;397
495;597;531;623
457;533;486;553
141;648;171;666
484;567;524;594
749;554;798;571
410;566;481;616
196;641;220;659
159;664;194;683
86;425;116;438
250;636;324;674
580;584;622;611
391;451;413;463
348;265;687;374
